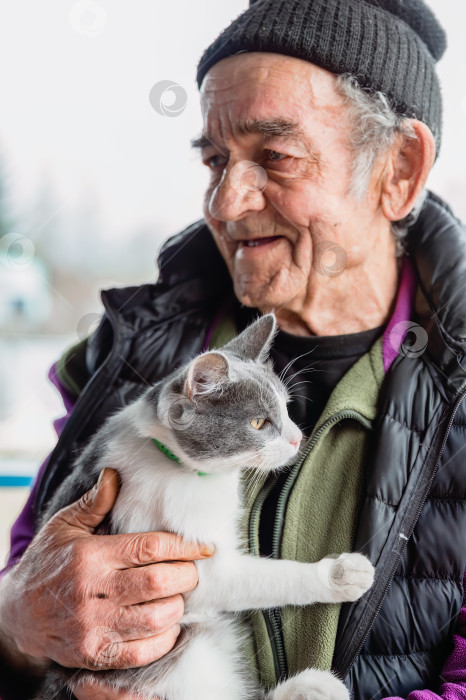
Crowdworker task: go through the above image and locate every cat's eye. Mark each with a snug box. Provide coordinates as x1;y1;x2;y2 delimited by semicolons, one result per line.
251;418;267;430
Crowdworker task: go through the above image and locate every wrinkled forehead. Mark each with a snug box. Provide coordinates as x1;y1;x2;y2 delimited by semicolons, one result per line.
199;52;347;149
200;52;342;118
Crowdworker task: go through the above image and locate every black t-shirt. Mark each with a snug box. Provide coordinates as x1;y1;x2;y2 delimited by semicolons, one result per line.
235;305;385;557
270;325;385;435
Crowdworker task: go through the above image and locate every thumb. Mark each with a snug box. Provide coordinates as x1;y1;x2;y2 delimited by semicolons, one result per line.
53;468;120;534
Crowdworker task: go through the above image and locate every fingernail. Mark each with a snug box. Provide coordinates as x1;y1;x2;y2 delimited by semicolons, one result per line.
201;543;216;556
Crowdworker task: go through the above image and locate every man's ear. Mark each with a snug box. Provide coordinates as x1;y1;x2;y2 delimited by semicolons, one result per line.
380;120;435;222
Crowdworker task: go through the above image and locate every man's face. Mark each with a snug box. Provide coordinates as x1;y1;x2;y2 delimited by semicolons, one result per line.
198;53;389;313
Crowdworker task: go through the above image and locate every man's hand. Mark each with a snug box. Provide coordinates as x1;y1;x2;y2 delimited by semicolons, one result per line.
0;468;214;674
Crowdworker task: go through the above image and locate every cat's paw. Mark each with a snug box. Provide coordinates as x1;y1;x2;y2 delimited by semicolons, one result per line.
319;553;374;603
271;669;349;700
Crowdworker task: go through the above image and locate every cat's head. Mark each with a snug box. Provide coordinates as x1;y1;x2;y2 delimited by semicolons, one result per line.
140;314;302;475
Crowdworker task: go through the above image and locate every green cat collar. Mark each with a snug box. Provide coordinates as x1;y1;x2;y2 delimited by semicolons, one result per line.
151;438;208;477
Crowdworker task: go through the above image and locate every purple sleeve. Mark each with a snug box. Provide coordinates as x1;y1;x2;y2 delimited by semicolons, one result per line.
0;364;78;579
383;572;466;700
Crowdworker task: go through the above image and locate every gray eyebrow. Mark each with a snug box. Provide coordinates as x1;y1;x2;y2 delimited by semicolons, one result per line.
191;118;314;153
237;118;305;140
191;134;216;150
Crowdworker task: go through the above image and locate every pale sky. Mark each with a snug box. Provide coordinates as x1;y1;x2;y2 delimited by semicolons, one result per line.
1;0;465;260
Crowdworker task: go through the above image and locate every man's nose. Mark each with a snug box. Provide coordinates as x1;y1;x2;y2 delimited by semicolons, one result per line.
208;160;267;222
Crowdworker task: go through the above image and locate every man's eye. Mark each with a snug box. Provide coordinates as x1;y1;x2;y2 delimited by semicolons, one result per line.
266;149;288;162
203;154;227;169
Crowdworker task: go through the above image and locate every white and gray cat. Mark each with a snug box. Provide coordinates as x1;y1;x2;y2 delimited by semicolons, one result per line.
38;314;374;700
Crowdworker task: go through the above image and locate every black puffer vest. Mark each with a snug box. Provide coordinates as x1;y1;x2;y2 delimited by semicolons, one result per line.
34;192;466;699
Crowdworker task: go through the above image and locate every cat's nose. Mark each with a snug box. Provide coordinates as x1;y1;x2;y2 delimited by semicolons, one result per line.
289;430;302;448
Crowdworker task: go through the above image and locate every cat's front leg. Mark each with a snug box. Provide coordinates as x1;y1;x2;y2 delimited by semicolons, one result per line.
185;551;374;614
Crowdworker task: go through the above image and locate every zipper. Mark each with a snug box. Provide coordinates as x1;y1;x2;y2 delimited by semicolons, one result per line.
249;409;373;685
272;411;374;558
249;476;287;682
332;386;466;680
266;609;288;682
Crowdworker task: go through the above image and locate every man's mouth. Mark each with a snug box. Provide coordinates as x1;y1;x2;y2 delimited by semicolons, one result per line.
240;235;284;248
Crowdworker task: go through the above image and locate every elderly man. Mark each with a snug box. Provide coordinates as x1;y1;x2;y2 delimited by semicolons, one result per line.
1;0;465;698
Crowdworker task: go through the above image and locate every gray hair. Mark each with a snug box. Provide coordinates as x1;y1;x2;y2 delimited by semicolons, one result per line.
335;73;426;256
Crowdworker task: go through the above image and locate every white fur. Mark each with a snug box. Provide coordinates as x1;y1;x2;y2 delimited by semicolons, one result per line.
269;669;350;700
93;403;374;699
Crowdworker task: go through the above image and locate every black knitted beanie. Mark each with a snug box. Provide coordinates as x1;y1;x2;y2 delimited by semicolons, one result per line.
196;0;447;153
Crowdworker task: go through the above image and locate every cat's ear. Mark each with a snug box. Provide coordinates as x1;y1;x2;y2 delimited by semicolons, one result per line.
185;352;229;401
222;313;277;362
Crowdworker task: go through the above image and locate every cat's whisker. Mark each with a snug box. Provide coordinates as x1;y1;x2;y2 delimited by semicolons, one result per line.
282;370;314;387
294;364;326;376
246;473;261;495
243;469;264;500
277;347;318;380
283;360;319;375
281;363;319;385
282;367;323;391
286;379;315;390
286;387;315;398
288;394;315;403
243;455;271;494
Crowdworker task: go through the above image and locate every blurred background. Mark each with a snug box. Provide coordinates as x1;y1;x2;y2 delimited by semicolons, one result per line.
1;0;465;566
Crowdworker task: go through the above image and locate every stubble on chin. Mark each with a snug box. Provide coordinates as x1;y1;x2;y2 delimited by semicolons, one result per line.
210;225;312;310
231;258;306;311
